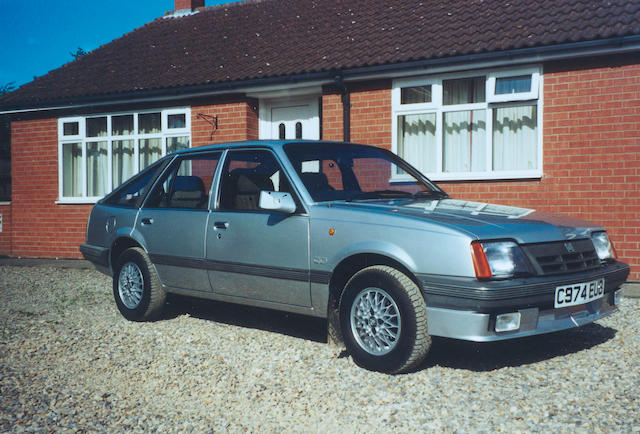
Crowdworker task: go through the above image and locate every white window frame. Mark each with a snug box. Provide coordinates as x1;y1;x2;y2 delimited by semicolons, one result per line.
392;66;542;181
57;107;191;203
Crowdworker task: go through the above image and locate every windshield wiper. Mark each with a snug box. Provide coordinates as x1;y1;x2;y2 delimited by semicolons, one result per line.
346;190;414;201
412;190;449;199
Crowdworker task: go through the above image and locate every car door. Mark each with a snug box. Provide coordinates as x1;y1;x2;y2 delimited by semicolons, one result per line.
205;149;311;307
137;152;221;292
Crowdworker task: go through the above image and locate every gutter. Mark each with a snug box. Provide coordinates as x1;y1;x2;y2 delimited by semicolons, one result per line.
2;35;640;115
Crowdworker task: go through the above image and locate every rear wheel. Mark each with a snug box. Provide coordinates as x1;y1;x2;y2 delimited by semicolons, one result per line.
339;265;431;374
113;247;165;321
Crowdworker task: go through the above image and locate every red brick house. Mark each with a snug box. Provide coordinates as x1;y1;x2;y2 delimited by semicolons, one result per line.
0;0;639;280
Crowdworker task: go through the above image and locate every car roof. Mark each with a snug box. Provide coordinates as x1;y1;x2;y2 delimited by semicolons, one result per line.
171;140;371;156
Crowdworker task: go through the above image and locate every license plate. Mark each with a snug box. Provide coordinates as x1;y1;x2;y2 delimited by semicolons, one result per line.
554;278;605;308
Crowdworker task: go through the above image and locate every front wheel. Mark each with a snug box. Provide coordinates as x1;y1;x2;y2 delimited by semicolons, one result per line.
339;265;431;373
113;247;166;321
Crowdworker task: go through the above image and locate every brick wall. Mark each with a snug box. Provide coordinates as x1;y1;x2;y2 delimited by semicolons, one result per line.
0;203;11;255
191;98;259;146
11;118;91;258
350;81;392;149
321;92;343;141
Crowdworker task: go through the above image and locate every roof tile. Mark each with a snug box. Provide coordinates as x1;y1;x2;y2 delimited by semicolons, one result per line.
2;0;640;108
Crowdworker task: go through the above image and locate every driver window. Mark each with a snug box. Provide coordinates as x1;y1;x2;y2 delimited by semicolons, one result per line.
218;150;293;211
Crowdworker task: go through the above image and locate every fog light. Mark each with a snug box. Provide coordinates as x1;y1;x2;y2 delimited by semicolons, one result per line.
614;290;623;306
495;312;521;333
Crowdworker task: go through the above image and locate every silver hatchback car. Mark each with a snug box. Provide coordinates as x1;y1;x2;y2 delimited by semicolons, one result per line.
81;141;629;373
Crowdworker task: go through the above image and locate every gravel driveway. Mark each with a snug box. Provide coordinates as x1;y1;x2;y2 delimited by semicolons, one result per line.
1;265;639;432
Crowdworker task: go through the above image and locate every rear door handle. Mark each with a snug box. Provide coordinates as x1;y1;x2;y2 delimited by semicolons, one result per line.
141;218;153;226
213;221;229;229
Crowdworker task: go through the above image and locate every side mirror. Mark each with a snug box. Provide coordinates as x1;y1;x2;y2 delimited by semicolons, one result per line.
259;191;297;214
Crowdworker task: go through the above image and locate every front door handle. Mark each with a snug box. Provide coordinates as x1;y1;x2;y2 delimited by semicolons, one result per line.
213;221;229;230
141;217;154;226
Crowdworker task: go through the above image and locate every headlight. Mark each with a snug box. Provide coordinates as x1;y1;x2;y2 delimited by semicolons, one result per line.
471;240;531;279
591;231;615;260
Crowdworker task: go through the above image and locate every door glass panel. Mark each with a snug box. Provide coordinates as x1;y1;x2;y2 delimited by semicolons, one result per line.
219;150;293;211
145;153;221;209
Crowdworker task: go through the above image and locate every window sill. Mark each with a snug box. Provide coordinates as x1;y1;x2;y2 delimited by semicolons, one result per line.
0;201;11;206
56;198;99;205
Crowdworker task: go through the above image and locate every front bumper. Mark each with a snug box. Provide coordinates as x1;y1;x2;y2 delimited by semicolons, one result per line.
417;261;629;341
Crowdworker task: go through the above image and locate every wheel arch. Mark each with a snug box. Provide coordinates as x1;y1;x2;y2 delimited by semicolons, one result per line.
327;253;423;311
110;237;145;273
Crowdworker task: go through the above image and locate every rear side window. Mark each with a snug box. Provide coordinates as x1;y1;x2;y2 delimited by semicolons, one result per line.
103;159;165;207
144;153;221;210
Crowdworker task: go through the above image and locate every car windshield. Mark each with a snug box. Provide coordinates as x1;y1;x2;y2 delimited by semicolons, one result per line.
283;142;447;202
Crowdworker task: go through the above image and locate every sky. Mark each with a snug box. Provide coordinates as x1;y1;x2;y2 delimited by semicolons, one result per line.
0;0;239;90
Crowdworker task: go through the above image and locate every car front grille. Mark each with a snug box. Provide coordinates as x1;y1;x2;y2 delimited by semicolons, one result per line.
522;239;601;276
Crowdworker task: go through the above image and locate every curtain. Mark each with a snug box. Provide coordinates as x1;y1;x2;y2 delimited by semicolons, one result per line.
493;105;537;170
398;113;437;174
443;110;486;172
139;138;162;169
443;77;485;105
113;140;135;187
167;136;189;154
86;141;108;196
62;143;82;197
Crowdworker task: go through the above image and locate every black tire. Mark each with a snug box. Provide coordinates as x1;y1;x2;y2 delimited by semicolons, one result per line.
339;265;431;374
113;247;166;321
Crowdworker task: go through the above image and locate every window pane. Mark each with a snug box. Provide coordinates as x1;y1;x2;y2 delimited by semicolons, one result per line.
219;150;291;211
138;113;161;134
278;123;285;140
87;141;108;196
397;113;437;174
496;75;532;95
139;138;162;169
146;154;220;209
112;115;134;136
443;77;485;105
168;113;186;129
113;139;135;188
86;117;107;137
493;105;537;170
295;122;302;139
63;122;79;136
443;110;486;172
401;85;431;104
105;159;163;207
167;136;189;154
62;143;82;197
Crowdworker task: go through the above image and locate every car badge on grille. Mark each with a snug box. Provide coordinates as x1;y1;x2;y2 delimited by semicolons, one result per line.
564;242;575;253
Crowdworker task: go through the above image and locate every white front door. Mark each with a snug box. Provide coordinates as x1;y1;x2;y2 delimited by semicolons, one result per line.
260;97;320;140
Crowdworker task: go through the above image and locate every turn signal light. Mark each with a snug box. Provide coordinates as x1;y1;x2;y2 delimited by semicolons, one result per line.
471;241;492;279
